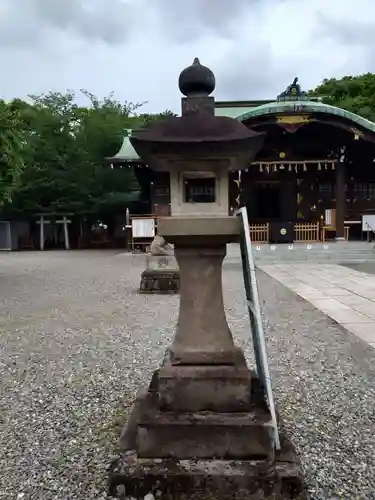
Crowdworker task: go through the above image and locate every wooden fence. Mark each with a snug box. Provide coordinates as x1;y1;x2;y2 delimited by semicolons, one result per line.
294;222;320;242
248;222;320;243
249;223;269;243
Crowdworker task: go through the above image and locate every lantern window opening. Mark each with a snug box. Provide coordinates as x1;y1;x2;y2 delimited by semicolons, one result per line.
183;175;216;203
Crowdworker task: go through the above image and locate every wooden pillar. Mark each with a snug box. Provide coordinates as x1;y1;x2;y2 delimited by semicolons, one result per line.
335;160;346;240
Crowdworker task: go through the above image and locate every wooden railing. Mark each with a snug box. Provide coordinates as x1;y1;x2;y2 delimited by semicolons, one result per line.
294;222;320;242
249;223;269;243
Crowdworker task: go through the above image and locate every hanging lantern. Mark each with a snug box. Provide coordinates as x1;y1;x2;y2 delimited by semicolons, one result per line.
294;164;298;173
303;164;307;172
266;165;270;173
259;164;263;172
318;162;321;171
332;163;336;170
288;164;292;172
279;163;285;170
273;164;277;172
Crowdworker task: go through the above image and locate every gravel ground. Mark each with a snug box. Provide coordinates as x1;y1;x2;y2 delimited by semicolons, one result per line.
0;250;374;500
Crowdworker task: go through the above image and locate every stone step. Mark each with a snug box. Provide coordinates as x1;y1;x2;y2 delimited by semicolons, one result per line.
136;391;273;460
224;243;375;264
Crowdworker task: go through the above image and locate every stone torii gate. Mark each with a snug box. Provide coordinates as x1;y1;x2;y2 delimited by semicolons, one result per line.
36;214;72;250
109;59;305;500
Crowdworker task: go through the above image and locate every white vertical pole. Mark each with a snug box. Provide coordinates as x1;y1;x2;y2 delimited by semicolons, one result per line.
63;216;70;250
40;215;44;251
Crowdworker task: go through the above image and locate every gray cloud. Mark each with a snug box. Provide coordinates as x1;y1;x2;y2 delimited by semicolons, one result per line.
316;12;375;47
154;0;257;42
0;0;137;47
0;0;374;110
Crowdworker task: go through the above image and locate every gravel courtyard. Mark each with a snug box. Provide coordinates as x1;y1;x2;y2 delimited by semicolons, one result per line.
1;250;374;500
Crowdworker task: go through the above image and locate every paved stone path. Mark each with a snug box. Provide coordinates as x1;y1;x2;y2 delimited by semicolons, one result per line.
258;263;375;348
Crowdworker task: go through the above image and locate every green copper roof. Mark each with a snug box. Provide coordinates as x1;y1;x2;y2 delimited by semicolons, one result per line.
215;106;256;118
110;102;375;165
216;100;375;133
111;129;140;161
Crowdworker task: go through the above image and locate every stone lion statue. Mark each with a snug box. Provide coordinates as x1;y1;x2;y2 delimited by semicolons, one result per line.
150;235;173;256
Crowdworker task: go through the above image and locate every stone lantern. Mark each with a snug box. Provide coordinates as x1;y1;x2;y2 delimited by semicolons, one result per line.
109;59;304;500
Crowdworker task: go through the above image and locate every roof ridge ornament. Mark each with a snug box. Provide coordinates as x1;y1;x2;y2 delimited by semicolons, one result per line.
277;77;309;102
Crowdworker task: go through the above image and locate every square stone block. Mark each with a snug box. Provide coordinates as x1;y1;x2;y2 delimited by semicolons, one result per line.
157;350;251;412
139;269;180;294
109;451;306;500
136;391;274;460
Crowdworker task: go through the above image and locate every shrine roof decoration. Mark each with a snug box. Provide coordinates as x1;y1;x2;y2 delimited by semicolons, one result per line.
215;77;375;135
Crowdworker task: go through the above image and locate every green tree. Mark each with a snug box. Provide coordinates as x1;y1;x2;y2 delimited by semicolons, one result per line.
6;91;143;216
139;109;176;126
0;100;28;205
309;73;375;122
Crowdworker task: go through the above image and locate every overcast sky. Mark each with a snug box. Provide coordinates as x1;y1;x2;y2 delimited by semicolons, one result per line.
1;0;374;113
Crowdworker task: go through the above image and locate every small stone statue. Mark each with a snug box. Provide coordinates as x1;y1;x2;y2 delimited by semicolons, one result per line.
150;235;173;256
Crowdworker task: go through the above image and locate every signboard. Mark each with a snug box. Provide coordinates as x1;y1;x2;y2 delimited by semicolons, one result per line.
362;214;375;232
132;218;155;239
238;207;280;450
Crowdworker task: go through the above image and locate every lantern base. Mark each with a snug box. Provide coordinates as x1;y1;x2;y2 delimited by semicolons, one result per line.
139;269;180;294
109;452;306;500
109;389;305;499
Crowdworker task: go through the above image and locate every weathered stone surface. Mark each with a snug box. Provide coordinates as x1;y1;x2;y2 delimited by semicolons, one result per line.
157;216;240;245
137;406;273;460
146;254;178;271
139;269;180;294
169;244;239;365
108;451;306;500
158;350;251;412
150;235;174;256
122;370;274;461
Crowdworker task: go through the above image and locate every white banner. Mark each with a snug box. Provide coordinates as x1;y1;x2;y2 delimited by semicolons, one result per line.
132;218;155;239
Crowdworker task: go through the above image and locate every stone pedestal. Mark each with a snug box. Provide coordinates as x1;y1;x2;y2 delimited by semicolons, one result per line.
109;372;305;499
111;217;305;499
139;255;180;294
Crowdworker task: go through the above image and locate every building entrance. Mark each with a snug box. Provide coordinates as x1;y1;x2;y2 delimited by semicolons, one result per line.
254;182;281;219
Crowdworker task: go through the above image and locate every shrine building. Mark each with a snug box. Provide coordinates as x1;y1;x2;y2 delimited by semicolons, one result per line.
108;79;375;243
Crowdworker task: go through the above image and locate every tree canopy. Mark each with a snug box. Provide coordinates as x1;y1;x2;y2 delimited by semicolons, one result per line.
1;90;174;218
309;73;375;122
0;100;28;206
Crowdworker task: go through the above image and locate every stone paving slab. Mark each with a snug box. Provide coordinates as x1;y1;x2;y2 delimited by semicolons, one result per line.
258;263;375;348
